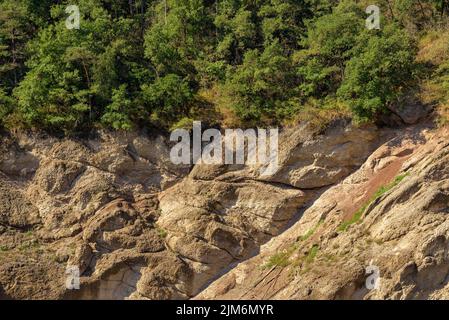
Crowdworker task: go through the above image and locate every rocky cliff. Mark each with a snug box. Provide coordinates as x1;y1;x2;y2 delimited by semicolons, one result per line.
197;123;449;300
1;120;448;300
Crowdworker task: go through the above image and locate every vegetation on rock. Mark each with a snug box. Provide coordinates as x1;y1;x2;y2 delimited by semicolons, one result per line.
0;0;446;133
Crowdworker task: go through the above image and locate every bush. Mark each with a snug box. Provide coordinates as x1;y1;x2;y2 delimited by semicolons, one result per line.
142;74;194;125
101;85;134;130
296;2;365;100
0;88;13;126
338;25;418;121
223;41;296;124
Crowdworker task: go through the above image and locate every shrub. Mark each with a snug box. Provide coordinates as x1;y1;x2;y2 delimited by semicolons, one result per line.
337;25;418;122
0;88;13;126
142;74;194;125
296;2;365;100
101;85;134;130
223;41;296;124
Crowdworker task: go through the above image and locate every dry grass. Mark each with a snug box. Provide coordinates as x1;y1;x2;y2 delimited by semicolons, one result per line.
169;86;240;130
417;30;449;65
436;103;449;127
421;75;449;127
284;99;352;132
417;28;449;127
196;86;243;128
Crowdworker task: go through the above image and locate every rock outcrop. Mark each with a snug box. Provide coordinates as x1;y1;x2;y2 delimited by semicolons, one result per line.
4;121;448;300
196;124;449;300
261;122;379;188
0;131;189;299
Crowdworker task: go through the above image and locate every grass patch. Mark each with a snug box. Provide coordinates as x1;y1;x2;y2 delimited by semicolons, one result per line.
263;243;299;269
156;227;168;239
264;219;325;270
417;29;449;127
298;219;324;242
304;245;319;264
285;99;352;132
338;173;408;232
338;209;364;232
19;239;40;252
290;245;321;276
374;174;408;197
437;103;449;127
264;252;291;268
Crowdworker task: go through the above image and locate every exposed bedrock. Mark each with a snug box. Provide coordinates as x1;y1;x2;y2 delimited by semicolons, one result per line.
0;122;389;299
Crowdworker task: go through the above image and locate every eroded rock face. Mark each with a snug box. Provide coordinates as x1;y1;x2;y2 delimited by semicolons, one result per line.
261;122;379;189
157;169;306;295
0;122;383;300
196;125;449;300
0;130;189;300
388;103;430;125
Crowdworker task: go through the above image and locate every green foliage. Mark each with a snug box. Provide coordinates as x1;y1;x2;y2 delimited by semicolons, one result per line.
0;0;445;133
142;74;193;124
299;219;324;242
264;243;299;269
338;173;408;232
170;116;195;130
13;0;114;132
0;87;13;122
296;4;365;100
0;0;33;90
264;217;325;269
101;85;134;130
338;25;418;121
156;227;168;239
304;245;319;264
338;205;365;232
223;40;300;123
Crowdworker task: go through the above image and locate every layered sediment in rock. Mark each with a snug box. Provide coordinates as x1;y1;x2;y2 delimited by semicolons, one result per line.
4;122;445;300
196;124;449;300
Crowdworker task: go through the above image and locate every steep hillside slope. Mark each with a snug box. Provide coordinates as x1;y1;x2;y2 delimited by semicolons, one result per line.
0;122;383;299
197;124;449;300
1;120;446;300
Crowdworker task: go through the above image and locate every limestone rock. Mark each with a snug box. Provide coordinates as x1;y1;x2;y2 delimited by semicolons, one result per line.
196;125;449;301
4;123;448;301
388;103;430;125
261;122;379;188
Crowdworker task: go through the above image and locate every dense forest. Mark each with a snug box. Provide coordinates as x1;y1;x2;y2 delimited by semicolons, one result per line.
0;0;448;134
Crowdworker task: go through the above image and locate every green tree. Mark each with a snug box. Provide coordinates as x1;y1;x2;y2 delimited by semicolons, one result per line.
215;5;257;64
224;41;296;123
142;74;193;124
14;0;152;133
0;0;442;132
0;0;33;90
296;3;365;100
259;0;332;52
337;24;417;121
101;84;134;130
0;87;13;125
13;0;112;132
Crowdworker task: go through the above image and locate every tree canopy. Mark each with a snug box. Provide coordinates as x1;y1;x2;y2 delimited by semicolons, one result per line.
0;0;446;133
